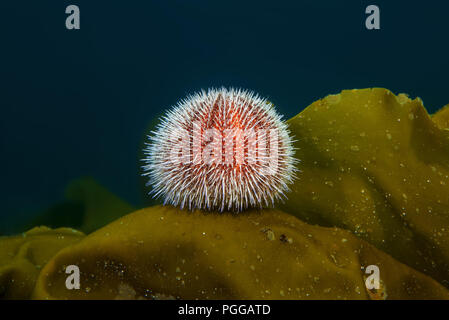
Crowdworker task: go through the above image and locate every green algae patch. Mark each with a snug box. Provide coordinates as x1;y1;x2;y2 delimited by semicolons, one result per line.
282;88;449;287
19;177;135;235
32;206;448;300
65;177;135;233
0;227;84;299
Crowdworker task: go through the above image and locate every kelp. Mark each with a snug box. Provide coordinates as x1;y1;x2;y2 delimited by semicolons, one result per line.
281;88;449;287
32;206;448;299
0;227;84;299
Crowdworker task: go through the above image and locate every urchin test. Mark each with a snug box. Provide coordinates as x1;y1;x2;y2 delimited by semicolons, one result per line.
142;88;296;212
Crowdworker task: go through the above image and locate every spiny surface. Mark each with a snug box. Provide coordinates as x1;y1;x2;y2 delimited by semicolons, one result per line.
142;88;296;211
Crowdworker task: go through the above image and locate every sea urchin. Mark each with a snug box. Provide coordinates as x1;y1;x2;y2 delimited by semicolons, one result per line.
142;88;296;212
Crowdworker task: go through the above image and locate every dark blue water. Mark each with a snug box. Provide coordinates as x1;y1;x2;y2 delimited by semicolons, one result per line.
1;0;448;233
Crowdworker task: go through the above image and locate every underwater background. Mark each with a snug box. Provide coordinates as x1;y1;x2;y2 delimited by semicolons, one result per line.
1;0;449;235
